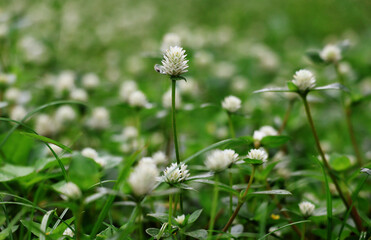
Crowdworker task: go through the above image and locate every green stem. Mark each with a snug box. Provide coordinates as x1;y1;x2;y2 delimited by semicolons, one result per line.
208;175;219;239
0;196;13;240
279;100;294;134
227;112;235;138
168;194;173;231
301;95;364;232
171;78;183;213
222;166;256;232
301;222;306;240
74;201;84;240
138;203;144;240
335;63;363;167
228;171;233;220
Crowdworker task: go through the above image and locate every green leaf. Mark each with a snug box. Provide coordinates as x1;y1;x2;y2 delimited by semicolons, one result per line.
261;135;290;148
0;131;34;165
185;229;208;239
145;228;160;237
287;82;298;91
188;209;203;224
242;158;264;165
0;225;18;240
329;154;351;171
0;164;34;182
251;189;292;196
68;153;100;190
258;220;310;240
147;213;168;223
20;132;72;153
170;75;187;81
361;168;371;175
306;50;325;64
253;87;292;94
40;210;54;240
313;83;349;92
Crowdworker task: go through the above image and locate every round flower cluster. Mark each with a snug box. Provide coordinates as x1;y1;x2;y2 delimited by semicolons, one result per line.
128;158;159;196
299;201;315;217
221;95;241;113
156;46;189;77
60;182;82;200
204;149;239;172
253;125;278;142
292;69;316;91
320;44;341;63
246;149;268;163
162;162;190;184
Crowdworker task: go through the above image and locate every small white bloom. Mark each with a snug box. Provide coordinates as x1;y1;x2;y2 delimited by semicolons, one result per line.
292;69;316;91
82;147;98;160
162;88;181;109
205;149;239;172
48;144;63;156
157;46;188;76
119;80;137;102
161;33;181;53
10;105;27;121
320;44;341;62
222;95;241;113
70;88;88;102
4;87;21;102
214;61;236;79
60;182;82;200
56;71;75;93
128;159;159;196
175;214;186;225
87;107;110;130
35;114;57;136
122;126;138;140
128;90;148;108
82;73;100;89
63;227;74;237
246;149;268;163
0;73;16;86
55;105;76;124
299;201;315;217
253;126;278;142
162;163;190;184
178;78;199;97
152;151;168;165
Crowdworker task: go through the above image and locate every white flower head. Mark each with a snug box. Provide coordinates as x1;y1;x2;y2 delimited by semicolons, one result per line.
36;114;58;136
253;126;278;142
128;160;159;196
175;214;186;225
4;87;21;102
320;44;341;62
162;163;190;184
292;69;316;91
55;105;76;124
222;95;241;113
0;73;16;86
152;151;168;165
119;80;137;102
128;90;148;108
156;46;188;76
60;182;82;200
82;148;106;167
63;227;74;237
161;33;181;53
82;73;100;89
205;149;239;172
299;201;315;217
70;88;88;102
10;105;27;121
87;107;110;130
56;71;75;93
246;149;268;163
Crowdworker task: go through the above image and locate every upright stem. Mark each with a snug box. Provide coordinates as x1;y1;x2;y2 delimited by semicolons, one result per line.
335;63;363;166
279;100;294;134
301;95;364;231
301;222;306;240
227;112;235;138
168;194;173;230
222;166;256;232
227;112;235;227
208;175;219;239
138;203;144;240
171;79;183;213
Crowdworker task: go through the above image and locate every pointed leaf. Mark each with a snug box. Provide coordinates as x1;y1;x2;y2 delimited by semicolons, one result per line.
251;189;292;196
20;132;72;153
147;213;168;223
261;135;290;148
0;164;34;182
313;83;349;92
253;87;293;94
188;209;203;224
40;210;54;240
242;158;264;165
306;50;325;64
185;229;208;239
287;82;299;91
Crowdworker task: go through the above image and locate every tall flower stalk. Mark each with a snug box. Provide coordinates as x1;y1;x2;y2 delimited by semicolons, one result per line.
155;46;189;214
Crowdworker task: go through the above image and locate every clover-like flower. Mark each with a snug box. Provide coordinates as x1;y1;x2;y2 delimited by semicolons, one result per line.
162;162;190;184
155;46;189;77
60;182;82;200
292;69;316;91
246;149;268;163
128;160;159;196
299;201;315;217
175;214;186;225
204;149;239;172
320;44;341;63
221;95;241;113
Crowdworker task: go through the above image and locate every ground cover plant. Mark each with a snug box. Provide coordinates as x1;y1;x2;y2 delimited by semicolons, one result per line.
0;0;370;239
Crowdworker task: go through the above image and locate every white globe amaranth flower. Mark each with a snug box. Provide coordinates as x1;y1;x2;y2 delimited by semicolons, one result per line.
122;126;138;140
246;149;268;163
161;33;181;53
128;159;159;196
204;149;239;172
63;227;74;237
299;201;315;217
56;71;75;93
4;87;21;103
0;73;16;86
320;44;341;62
175;214;186;225
292;69;316;91
162;88;181;109
119;80;137;102
152;151;168;165
253;126;278;142
48;144;63;156
156;46;189;76
70;88;88;102
82;147;106;166
128;90;148;108
35;114;58;136
55;105;76;124
87;107;110;130
82;73;100;89
222;95;241;113
162;163;190;184
10;105;27;121
60;182;82;200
